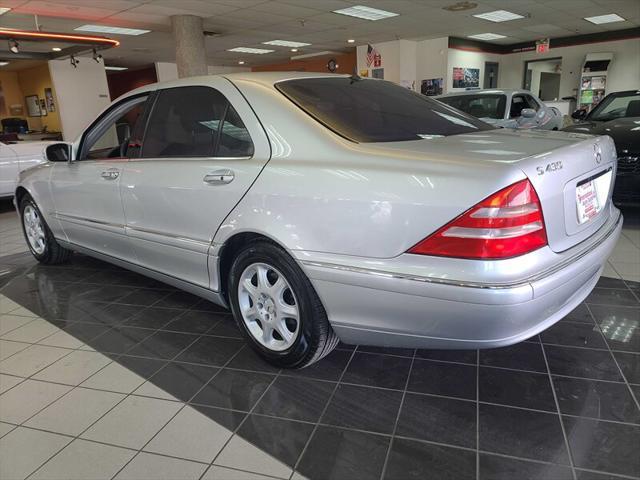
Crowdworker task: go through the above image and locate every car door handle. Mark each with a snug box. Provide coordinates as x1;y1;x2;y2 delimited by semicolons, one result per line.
203;169;234;185
101;169;120;180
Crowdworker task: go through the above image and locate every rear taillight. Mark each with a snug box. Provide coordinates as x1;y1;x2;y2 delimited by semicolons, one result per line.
408;179;547;259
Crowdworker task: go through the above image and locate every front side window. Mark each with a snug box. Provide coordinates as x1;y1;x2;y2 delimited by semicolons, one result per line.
142;86;253;158
81;96;148;160
589;91;640;121
276;78;492;143
438;94;507;120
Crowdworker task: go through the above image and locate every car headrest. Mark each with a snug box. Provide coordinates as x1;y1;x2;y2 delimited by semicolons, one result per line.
625;100;640;117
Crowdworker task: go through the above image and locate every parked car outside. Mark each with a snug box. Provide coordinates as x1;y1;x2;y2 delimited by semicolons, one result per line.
563;89;640;205
437;89;564;130
0;141;49;199
15;73;621;368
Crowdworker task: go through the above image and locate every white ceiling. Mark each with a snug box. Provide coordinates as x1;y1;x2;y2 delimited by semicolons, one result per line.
0;0;638;68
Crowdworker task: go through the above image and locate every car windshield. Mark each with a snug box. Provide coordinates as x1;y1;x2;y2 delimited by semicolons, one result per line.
437;94;507;120
276;77;493;142
589;91;640;121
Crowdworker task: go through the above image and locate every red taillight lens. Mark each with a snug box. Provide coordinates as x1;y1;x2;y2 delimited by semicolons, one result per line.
408;179;547;259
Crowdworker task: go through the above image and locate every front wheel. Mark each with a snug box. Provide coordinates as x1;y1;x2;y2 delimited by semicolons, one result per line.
228;240;338;368
20;194;71;264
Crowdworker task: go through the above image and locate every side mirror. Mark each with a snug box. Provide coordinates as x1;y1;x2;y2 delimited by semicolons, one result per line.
46;143;72;162
521;108;536;119
571;109;587;120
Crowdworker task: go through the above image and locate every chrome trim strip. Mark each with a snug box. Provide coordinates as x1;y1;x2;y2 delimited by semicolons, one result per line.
53;212;211;247
301;210;622;290
127;156;252;163
125;225;211;248
53;212;123;229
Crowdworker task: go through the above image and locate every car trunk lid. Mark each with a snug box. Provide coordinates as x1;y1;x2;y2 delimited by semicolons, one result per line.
358;128;617;253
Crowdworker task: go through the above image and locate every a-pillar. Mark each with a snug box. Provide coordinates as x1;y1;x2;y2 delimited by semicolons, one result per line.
171;15;207;78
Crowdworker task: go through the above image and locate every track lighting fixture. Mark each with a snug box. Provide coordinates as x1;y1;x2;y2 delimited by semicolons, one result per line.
92;48;102;63
70;54;79;68
8;39;18;54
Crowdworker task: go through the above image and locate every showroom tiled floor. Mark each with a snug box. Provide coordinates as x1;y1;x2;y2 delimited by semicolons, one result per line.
0;200;639;480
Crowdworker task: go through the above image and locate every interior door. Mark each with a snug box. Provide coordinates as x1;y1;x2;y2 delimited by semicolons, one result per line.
49;94;149;260
0;143;18;197
120;80;270;289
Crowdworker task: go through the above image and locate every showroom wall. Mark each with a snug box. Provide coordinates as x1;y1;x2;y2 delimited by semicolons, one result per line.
0;71;27;124
357;36;640;98
252;51;356;74
17;64;62;133
48;58;111;141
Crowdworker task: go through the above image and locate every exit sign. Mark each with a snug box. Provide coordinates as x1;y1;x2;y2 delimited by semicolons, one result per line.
536;38;550;53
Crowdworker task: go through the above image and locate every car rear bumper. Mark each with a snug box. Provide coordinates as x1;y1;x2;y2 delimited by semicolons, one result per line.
297;209;622;349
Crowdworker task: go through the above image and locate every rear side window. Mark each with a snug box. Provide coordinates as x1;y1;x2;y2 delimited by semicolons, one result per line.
438;94;506;120
142;86;253;158
276;78;492;143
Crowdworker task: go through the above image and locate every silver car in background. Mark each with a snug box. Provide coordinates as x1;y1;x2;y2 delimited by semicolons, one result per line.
15;73;621;368
0;141;48;199
438;89;564;130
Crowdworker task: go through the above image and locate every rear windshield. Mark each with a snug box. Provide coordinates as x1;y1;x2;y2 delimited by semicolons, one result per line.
276;77;493;143
438;94;507;120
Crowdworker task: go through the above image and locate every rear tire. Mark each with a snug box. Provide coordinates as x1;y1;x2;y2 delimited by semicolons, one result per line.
228;239;338;368
20;194;71;265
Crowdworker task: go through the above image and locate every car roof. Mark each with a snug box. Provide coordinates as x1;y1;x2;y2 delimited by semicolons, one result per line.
439;89;529;98
118;71;352;100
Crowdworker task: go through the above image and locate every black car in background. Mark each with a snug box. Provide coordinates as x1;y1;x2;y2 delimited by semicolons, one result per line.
563;90;640;205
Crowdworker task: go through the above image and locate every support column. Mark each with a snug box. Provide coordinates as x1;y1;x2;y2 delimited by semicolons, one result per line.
171;15;207;78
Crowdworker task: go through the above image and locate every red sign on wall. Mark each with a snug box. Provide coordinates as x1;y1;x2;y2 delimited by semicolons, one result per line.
536;38;550;54
373;52;381;67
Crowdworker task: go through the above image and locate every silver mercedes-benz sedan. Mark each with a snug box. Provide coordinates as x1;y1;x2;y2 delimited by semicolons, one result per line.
14;72;622;368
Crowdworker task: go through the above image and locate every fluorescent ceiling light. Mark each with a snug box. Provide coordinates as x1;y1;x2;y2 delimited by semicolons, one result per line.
347;39;355;43
262;40;310;47
0;7;11;15
473;10;524;22
468;33;507;40
584;13;625;24
333;5;399;21
52;47;62;52
228;47;274;54
104;66;127;71
0;61;9;66
75;24;150;36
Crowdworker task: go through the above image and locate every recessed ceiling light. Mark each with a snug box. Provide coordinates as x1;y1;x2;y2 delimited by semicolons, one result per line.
238;60;245;65
468;33;507;40
443;2;478;12
52;47;62;52
333;5;399;21
473;10;524;22
228;47;274;54
347;39;355;43
0;61;9;66
262;40;310;47
0;7;11;15
584;13;625;24
104;66;127;71
75;24;150;36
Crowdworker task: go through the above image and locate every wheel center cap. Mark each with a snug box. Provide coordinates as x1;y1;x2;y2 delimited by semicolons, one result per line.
257;295;275;322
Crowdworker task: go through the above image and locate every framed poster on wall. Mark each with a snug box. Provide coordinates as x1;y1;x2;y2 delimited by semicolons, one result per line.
25;95;41;117
44;88;55;112
39;98;47;116
372;68;384;79
452;67;479;89
421;78;443;96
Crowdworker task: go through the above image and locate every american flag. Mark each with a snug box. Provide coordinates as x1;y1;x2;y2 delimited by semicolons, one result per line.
366;44;376;67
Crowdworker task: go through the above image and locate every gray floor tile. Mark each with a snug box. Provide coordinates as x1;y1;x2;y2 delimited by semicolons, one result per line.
115;452;207;480
214;434;294;479
0;319;60;343
0;427;71;480
0;422;15;438
0;314;33;336
25;387;124;436
37;329;86;349
81;395;182;449
0;340;29;361
203;465;279;480
30;438;135;480
144;406;234;463
80;361;148;393
32;350;112;386
0;344;70;377
0;379;71;424
0;373;23;395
